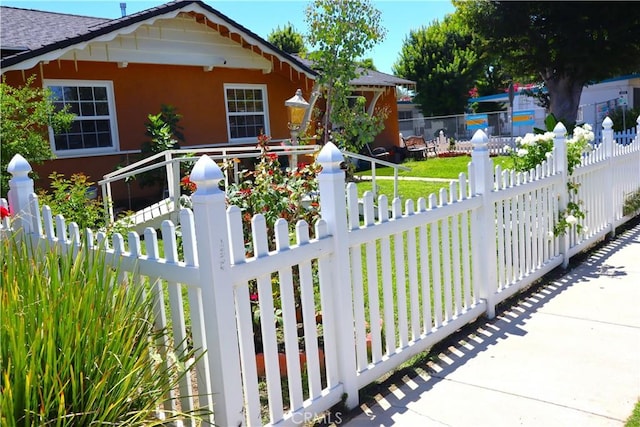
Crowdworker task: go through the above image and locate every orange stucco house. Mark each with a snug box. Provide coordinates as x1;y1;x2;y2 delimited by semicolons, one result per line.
1;0;413;203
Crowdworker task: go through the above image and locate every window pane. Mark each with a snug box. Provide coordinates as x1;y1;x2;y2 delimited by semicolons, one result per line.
81;120;97;133
68;134;83;149
54;135;68;150
83;133;98;148
69;103;80;115
79;87;94;100
49;86;63;100
93;87;107;100
80;102;96;116
96;120;110;132
97;133;111;147
70;121;82;133
63;86;79;101
95;102;109;115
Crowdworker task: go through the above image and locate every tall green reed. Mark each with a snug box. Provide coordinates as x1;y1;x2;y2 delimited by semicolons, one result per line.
0;234;207;425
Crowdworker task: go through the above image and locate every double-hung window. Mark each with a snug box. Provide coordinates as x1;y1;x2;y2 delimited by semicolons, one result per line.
224;84;270;141
44;79;119;156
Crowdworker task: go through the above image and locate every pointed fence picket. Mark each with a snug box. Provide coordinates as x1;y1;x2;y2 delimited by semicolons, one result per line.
2;115;639;426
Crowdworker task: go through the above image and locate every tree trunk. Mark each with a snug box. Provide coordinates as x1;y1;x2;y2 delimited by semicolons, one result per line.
544;74;584;126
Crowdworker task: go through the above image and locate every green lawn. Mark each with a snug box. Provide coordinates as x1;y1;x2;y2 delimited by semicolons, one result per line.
354;155;514;202
356;180;450;203
627;401;640;427
356;155;513;179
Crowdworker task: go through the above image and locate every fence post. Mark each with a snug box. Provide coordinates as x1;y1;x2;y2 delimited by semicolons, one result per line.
470;130;498;319
602;117;616;238
189;155;245;427
316;142;359;409
552;123;570;268
7;154;35;234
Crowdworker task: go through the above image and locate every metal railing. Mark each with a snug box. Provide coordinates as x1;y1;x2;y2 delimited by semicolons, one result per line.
99;143;409;224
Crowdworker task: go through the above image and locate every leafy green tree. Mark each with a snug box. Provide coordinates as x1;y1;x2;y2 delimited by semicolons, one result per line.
0;76;74;197
268;23;306;54
393;14;483;116
305;0;387;153
356;58;377;71
455;1;640;126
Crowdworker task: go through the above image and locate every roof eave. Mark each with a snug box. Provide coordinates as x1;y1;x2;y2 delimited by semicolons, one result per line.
0;0;318;79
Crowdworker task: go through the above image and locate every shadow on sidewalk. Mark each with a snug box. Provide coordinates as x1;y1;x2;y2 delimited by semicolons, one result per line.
331;218;640;426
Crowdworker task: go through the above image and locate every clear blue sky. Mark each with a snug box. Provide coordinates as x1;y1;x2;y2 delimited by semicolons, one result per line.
1;0;455;74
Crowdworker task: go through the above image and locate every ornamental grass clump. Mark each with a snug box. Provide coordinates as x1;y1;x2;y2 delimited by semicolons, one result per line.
0;235;205;425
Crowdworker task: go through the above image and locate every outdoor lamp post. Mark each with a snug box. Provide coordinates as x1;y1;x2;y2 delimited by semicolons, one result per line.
285;88;309;166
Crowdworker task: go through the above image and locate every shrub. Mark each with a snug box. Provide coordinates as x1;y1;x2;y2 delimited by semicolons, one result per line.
0;76;75;198
607;106;640;132
623;188;640;216
37;172;106;231
224;133;321;254
0;235;205;425
505;123;594;236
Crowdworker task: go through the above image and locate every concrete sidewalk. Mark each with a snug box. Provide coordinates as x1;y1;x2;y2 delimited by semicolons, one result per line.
343;221;640;427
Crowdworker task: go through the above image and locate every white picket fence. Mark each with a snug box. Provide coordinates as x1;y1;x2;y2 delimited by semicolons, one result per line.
444;129;636;156
2;116;639;426
614;127;637;146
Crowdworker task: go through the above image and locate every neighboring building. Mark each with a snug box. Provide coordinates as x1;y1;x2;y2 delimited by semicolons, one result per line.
397;100;425;137
0;0;413;202
469;75;640;136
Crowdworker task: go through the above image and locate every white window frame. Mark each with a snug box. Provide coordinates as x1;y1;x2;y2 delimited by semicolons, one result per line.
223;84;270;142
44;79;119;157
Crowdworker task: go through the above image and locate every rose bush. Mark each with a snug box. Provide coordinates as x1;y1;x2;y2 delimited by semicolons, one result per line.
180;133;321;253
506;123;594;236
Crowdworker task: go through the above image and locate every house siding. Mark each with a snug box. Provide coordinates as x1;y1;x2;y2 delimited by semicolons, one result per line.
4;60;310;200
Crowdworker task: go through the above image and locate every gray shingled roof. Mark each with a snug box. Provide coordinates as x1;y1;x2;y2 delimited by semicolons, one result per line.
0;7;108;52
350;69;415;87
292;55;415;87
0;0;317;76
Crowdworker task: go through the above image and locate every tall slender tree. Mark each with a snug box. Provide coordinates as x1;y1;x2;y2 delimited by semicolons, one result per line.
305;0;387;152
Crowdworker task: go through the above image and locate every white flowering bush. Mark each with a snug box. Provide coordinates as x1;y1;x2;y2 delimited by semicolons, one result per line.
507;123;595;236
507;131;556;172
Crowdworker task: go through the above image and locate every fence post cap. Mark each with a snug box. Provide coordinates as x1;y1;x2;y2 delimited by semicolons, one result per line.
190;155;223;195
471;129;488;150
602;116;613;129
7;154;31;178
553;122;567;137
317;141;344;173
